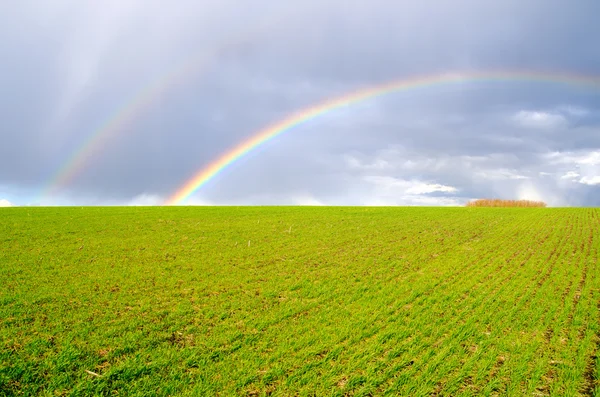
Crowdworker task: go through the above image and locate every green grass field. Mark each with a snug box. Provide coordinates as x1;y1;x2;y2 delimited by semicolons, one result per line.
2;207;599;396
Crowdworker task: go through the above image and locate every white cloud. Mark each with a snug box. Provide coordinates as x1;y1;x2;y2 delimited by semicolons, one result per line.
512;110;567;129
127;193;163;206
577;152;600;166
356;176;462;206
544;150;600;190
545;150;600;166
0;199;12;207
561;171;580;180
364;176;458;194
405;183;458;195
364;195;463;207
579;176;600;186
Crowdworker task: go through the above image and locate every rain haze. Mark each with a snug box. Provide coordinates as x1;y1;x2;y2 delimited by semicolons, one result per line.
1;0;600;207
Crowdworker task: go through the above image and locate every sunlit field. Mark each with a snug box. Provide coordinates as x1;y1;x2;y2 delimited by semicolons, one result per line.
2;207;599;396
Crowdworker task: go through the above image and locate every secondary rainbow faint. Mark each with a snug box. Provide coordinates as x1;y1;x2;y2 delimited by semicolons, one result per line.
164;70;600;206
40;54;231;201
39;7;291;202
43;70;182;194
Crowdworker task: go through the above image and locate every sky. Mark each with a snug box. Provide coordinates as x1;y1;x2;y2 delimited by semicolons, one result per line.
1;0;599;207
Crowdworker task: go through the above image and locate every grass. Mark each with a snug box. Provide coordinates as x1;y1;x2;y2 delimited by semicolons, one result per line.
1;206;599;396
466;199;547;207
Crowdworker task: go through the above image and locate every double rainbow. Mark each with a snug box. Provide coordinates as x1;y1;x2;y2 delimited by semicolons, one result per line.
164;70;600;205
40;7;292;201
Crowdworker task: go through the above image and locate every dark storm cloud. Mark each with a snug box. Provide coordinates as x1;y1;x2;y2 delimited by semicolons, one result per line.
0;0;599;205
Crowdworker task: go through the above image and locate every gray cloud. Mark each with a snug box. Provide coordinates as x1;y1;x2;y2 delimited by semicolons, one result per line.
0;0;599;206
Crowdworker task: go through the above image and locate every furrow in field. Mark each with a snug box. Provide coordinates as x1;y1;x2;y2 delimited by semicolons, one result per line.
270;219;525;390
563;209;599;395
520;212;574;315
242;213;504;338
495;211;581;394
522;211;586;396
428;211;576;395
574;209;600;396
568;211;593;328
220;213;528;390
496;209;598;396
369;213;558;395
266;213;536;393
532;212;586;395
432;239;559;394
198;212;502;388
418;213;569;396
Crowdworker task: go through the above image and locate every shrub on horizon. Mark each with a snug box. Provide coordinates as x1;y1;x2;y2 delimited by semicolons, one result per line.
466;199;547;208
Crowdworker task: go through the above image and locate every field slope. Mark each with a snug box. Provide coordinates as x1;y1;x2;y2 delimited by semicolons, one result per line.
1;207;600;396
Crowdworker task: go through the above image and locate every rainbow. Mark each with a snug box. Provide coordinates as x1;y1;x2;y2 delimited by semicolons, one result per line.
41;47;243;200
40;8;290;201
43;70;185;197
165;70;600;205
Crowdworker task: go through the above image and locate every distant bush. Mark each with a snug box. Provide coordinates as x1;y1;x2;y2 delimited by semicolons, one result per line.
466;199;547;208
